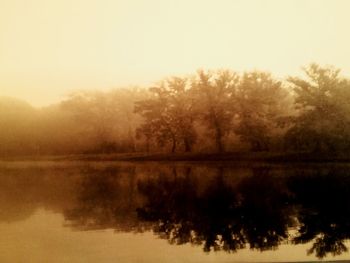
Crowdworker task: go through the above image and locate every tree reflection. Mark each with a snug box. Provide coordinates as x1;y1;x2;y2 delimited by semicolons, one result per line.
62;164;350;258
288;168;350;258
137;167;294;252
137;167;245;251
64;166;147;232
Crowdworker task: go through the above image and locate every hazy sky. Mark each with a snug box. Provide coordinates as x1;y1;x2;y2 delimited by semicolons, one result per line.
1;0;350;106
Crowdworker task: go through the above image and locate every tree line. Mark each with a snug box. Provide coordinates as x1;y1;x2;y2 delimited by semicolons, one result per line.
1;63;350;156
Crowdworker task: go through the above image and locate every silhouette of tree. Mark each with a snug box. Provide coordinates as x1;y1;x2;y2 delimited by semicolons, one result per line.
191;70;239;152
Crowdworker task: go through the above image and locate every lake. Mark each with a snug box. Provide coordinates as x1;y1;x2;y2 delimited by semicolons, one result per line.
0;160;350;262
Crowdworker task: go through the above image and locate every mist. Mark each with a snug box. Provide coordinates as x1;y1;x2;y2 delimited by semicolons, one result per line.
1;64;350;157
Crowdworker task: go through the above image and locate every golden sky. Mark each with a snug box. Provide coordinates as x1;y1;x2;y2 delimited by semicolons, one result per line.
1;0;350;106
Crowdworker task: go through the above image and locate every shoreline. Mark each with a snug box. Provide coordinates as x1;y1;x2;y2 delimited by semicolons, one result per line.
1;152;350;163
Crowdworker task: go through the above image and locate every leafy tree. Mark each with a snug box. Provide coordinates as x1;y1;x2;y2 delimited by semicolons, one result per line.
191;70;239;152
109;88;148;152
135;77;196;152
235;71;291;151
167;77;197;152
61;91;120;153
286;64;350;152
61;89;144;153
135;83;177;152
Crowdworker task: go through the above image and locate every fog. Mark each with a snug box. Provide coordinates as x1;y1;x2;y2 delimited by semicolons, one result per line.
1;64;350;156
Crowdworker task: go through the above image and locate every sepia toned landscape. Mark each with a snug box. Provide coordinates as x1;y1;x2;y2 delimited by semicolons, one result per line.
1;0;350;262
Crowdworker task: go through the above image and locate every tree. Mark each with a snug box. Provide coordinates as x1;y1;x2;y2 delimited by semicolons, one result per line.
235;71;291;151
191;70;239;152
109;88;148;152
167;77;197;152
285;64;350;152
61;90;138;153
135;77;197;153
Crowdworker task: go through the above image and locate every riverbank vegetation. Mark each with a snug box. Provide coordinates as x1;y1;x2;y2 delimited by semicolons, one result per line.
1;64;350;157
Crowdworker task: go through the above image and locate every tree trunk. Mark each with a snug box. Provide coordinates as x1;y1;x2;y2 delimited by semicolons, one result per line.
251;141;262;152
215;127;224;153
145;137;150;152
171;137;177;153
127;127;136;152
184;138;192;152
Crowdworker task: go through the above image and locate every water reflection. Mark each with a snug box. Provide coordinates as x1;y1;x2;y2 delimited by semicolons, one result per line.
64;166;143;231
1;162;350;259
288;168;350;258
136;167;293;253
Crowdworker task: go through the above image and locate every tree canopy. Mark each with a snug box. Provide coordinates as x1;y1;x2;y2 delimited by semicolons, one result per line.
1;64;350;156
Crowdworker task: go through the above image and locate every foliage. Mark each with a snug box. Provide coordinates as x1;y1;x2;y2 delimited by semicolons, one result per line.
191;70;239;152
2;64;350;155
135;77;196;152
285;64;350;152
235;71;291;151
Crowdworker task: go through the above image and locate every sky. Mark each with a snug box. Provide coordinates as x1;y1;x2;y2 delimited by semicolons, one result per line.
1;0;350;106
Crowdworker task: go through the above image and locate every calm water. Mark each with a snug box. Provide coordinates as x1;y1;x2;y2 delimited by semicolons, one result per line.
1;161;350;262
